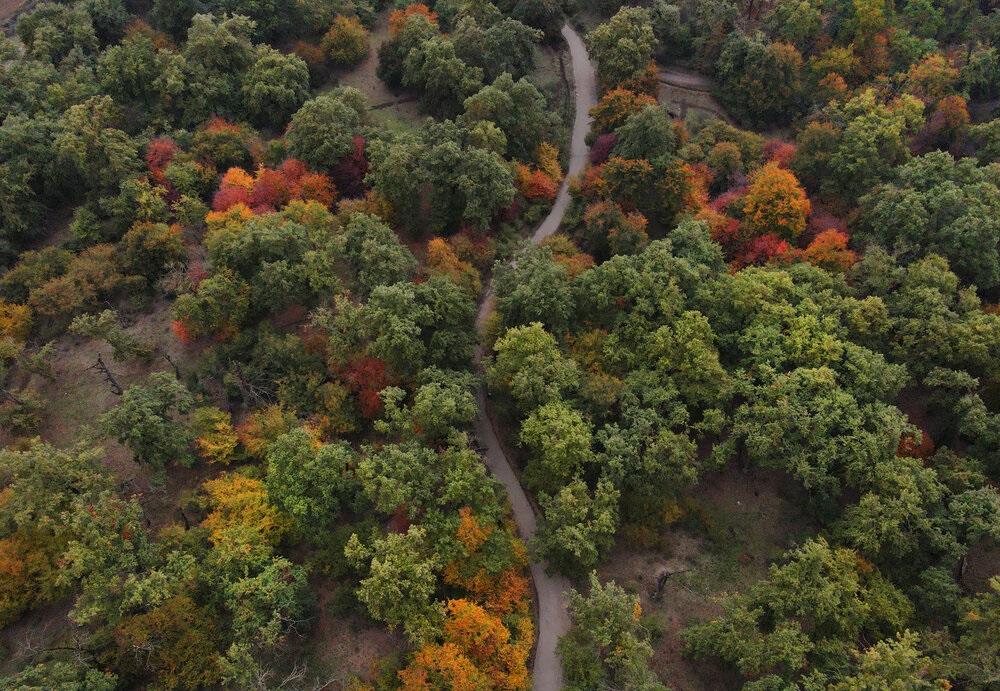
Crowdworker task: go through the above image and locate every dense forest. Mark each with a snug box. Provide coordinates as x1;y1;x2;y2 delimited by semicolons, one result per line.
0;0;999;686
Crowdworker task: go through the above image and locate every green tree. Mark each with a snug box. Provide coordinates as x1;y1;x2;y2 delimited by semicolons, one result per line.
823;89;925;203
241;47;310;128
643;310;728;408
360;279;465;374
53;96;140;198
59;492;153;627
519;400;595;494
492;245;574;334
340;213;418;295
731;363;908;506
766;0;822;51
393;370;478;442
613;104;677;162
510;0;563;40
857;151;1000;291
482;18;543;80
264;429;359;530
597;406;700;506
462;73;557;161
558;573;667;690
585;7;656;91
16;2;99;64
285;87;367;172
532;478;620;577
69;310;154;361
954;576;1000;686
651;0;692;59
829;632;945;690
181;14;258;123
403;35;484;118
367;123;514;233
345;526;444;643
97;372;194;479
172;268;252;341
0;661;117;691
223;557;312;647
0;441;112;626
117;221;186;287
682;538;913;684
356;441;496;521
95;34;186;127
485;322;581;411
714;32;804;126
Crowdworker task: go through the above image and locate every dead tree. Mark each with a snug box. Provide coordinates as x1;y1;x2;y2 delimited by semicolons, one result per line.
158;347;182;380
89;354;123;396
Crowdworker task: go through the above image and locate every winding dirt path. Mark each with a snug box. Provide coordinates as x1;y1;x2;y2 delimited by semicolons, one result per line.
473;23;596;691
658;68;732;124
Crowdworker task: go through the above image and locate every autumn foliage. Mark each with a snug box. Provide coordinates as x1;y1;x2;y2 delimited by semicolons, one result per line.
322;15;370;66
112;595;221;690
201;473;291;547
742;163;811;241
443;509;531;616
589;89;658;136
733;233;793;268
237;405;299;459
427;238;482;294
762;139;796;168
191;407;241;464
514;143;562;202
0;300;32;344
212;161;337;214
145;137;179;187
801;229;857;273
897;427;935;459
590;133;618;165
330;135;370;199
389;4;438;35
191;118;260;172
341;357;391;419
515;165;558;201
398;595;532;690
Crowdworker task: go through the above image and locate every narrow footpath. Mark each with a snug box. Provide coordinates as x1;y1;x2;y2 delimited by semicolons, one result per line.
472;23;597;691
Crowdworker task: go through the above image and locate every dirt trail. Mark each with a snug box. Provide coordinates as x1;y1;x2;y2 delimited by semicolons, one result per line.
473;23;596;691
531;26;597;245
658;67;732;124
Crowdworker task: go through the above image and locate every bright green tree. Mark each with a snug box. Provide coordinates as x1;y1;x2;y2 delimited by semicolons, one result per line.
519;400;595;494
485;322;581;411
532;478;619;577
585;7;656;91
558;573;667;690
345;526;444;643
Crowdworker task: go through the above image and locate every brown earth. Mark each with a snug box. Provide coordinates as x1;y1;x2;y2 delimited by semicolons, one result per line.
598;467;815;691
0;0;28;26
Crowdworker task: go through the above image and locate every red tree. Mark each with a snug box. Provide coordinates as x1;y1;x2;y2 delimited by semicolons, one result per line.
330;135;369;198
589;134;618;165
341;357;389;419
734;233;792;268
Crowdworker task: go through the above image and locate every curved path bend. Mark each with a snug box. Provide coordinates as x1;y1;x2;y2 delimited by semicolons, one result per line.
473;23;597;691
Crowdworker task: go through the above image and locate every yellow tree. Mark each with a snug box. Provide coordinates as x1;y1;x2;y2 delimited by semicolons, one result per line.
201;473;291;549
742;162;811;241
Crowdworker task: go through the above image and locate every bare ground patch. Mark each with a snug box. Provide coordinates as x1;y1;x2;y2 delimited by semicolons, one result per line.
303;578;408;688
335;10;425;132
597;466;814;691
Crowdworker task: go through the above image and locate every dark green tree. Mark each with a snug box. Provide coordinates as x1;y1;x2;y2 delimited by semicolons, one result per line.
98;372;195;479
